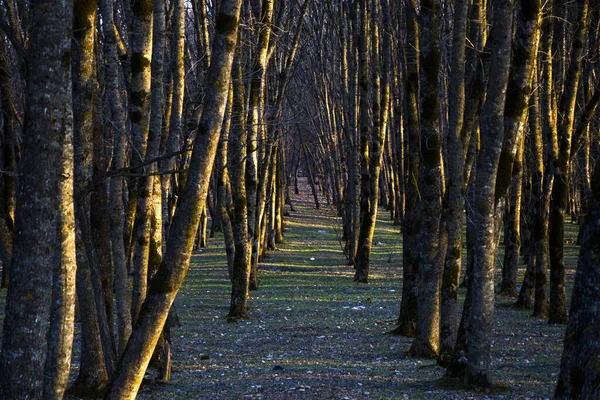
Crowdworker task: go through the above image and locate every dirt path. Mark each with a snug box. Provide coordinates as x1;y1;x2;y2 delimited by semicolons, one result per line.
137;178;568;399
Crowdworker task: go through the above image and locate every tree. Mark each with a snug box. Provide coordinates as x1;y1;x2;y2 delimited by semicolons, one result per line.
408;0;444;359
0;0;75;397
460;0;514;386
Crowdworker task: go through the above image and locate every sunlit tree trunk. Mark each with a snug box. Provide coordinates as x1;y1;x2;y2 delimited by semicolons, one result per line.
106;1;242;396
130;0;166;351
228;42;251;319
69;0;110;394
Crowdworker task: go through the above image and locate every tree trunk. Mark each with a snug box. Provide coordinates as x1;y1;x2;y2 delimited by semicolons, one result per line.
246;0;275;291
499;136;524;297
102;0;132;359
228;40;252;320
0;0;74;397
554;158;600;399
69;0;110;394
549;0;589;325
396;0;419;337
461;0;513;386
408;0;444;359
439;0;469;359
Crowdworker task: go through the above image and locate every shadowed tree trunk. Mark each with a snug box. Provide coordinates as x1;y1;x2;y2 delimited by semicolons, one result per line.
554;157;600;399
461;0;513;387
549;0;589;325
0;34;16;289
439;0;469;359
102;0;132;363
0;0;74;397
408;0;444;359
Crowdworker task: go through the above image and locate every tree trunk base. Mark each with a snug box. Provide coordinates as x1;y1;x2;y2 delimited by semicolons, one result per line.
497;287;517;297
386;322;415;337
353;268;369;283
548;315;568;324
67;375;108;399
408;341;438;359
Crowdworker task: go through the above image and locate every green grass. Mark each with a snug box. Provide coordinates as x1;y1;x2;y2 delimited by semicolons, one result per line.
0;181;581;399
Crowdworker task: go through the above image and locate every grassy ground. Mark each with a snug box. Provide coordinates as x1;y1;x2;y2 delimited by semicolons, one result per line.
135;179;575;400
0;178;578;399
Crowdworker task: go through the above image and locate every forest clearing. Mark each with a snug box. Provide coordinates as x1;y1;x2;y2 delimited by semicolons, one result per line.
39;180;574;400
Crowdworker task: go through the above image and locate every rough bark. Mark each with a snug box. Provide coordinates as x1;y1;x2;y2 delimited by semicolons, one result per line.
0;0;73;397
396;0;419;337
439;0;469;358
408;0;443;359
462;0;513;386
554;159;600;399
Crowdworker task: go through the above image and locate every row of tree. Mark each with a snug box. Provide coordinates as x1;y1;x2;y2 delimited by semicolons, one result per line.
0;0;599;398
284;0;600;396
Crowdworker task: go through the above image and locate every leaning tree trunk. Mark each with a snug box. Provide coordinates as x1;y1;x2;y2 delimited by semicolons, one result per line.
0;0;74;397
105;1;242;397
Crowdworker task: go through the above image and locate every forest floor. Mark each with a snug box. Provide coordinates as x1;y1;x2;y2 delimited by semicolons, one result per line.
0;178;579;399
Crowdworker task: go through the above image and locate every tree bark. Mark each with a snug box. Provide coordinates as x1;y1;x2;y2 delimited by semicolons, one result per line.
554;158;600;399
439;0;469;358
462;0;513;386
549;0;589;325
0;0;74;397
408;0;443;359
